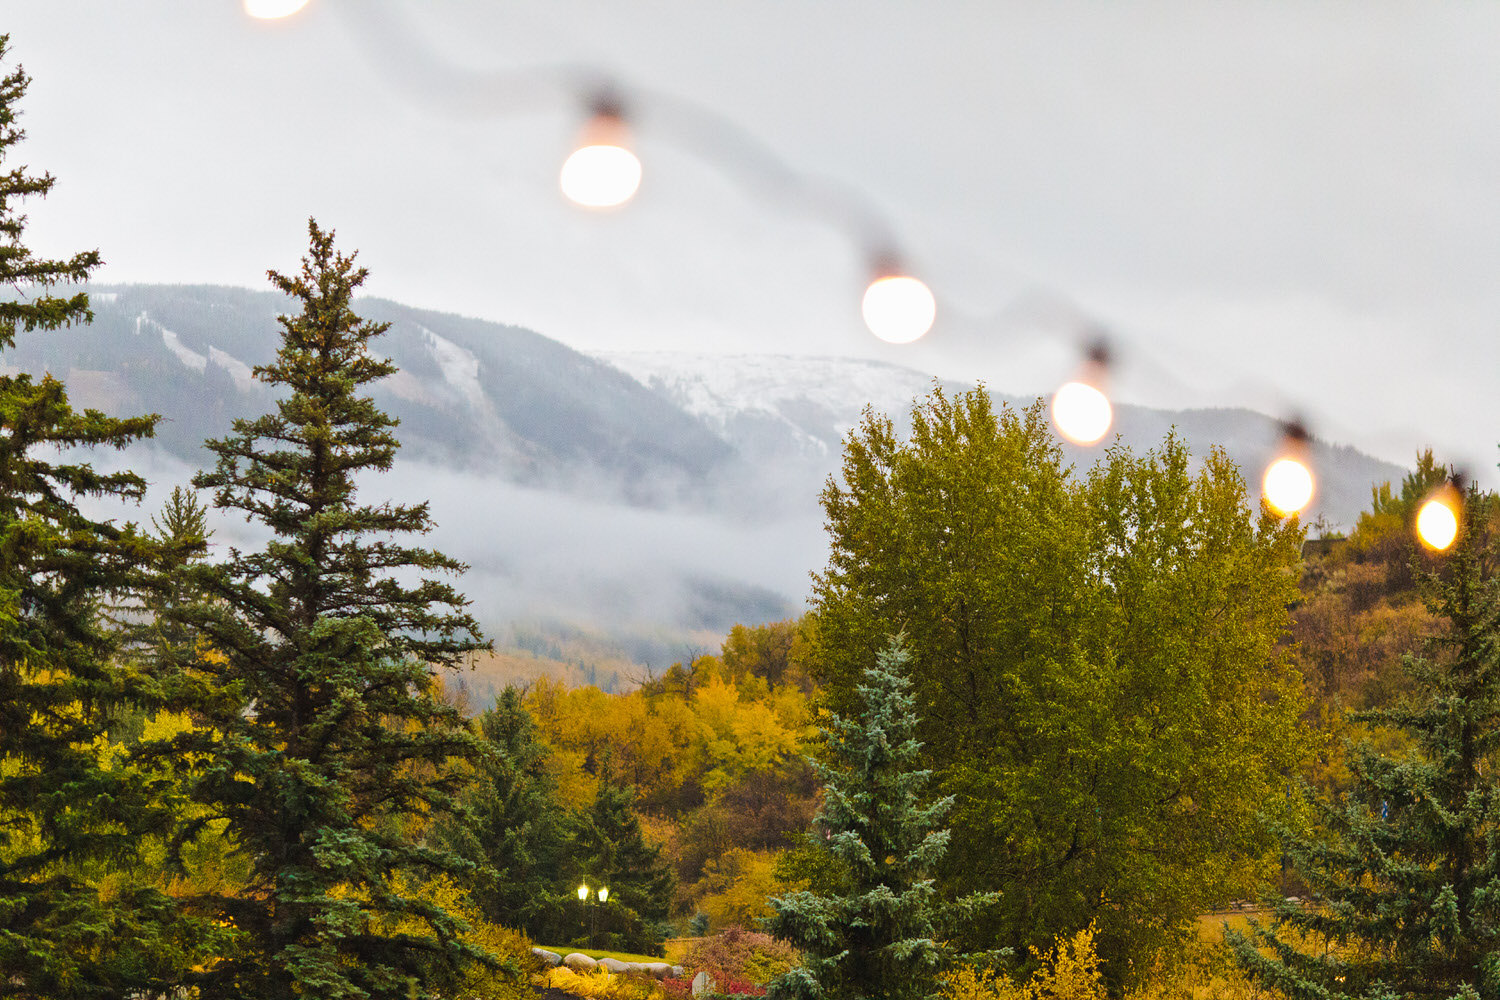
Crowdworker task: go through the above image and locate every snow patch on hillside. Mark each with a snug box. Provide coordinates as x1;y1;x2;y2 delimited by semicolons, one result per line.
157;324;208;374
421;326;484;409
594;351;955;456
136;311;256;390
209;347;257;391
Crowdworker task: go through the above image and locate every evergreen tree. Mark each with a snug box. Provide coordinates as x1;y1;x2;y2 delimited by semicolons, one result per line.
766;635;996;1000
1232;484;1500;1000
430;687;572;939
572;776;676;954
811;388;1309;975
161;220;491;999
116;485;211;681
0;35;194;996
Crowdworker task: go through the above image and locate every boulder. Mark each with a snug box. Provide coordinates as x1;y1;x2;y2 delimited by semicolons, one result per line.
531;947;563;967
644;962;674;979
563;952;598;973
672;965;685;979
599;957;632;974
692;970;718;997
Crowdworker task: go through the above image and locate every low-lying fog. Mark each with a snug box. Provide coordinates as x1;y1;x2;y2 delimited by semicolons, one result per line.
75;447;826;660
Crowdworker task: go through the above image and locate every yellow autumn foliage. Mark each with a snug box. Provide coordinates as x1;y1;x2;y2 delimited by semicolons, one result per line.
525;655;811;813
939;925;1286;1000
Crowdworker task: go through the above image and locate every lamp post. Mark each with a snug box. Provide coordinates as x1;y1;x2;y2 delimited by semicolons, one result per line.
577;883;609;949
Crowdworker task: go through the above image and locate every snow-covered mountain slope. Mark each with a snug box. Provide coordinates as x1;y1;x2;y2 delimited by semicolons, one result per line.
594;350;1401;530
597;352;947;461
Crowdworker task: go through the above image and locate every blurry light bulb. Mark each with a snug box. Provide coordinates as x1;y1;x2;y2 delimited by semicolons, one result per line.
1416;497;1459;551
1051;381;1112;446
561;145;641;208
861;274;936;343
1263;458;1314;516
597;886;609;903
1051;341;1113;446
561;100;641;209
577;884;588;900
244;0;309;17
1416;480;1462;551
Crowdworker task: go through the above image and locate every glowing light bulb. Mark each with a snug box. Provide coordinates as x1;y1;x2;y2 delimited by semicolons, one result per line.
1417;496;1459;551
1051;381;1112;446
1263;457;1314;516
560;143;642;208
577;884;588;901
861;275;936;343
244;0;309;17
597;886;609;903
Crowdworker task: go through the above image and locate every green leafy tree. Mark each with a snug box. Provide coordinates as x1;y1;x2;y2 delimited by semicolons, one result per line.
809;387;1311;979
1232;485;1500;1000
158;221;491;999
767;635;996;1000
0;36;203;996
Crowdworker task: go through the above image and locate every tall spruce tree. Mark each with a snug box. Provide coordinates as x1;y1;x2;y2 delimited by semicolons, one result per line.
572;777;676;954
430;687;572;939
1232;484;1500;1000
113;485;212;684
163;220;491;999
766;635;997;1000
0;35;195;996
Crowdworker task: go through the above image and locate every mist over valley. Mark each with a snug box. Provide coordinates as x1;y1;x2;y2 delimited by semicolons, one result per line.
8;284;1402;688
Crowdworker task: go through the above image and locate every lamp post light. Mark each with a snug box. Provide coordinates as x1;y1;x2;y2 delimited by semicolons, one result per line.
577;882;609;949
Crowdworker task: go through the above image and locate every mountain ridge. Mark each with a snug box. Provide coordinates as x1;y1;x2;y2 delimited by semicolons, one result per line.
1;284;1405;651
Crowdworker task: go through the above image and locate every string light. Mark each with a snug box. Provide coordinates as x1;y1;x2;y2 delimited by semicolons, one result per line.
1262;422;1315;517
244;0;310;18
1416;478;1462;551
240;11;1486;526
861;257;936;343
1051;343;1113;446
560;96;642;209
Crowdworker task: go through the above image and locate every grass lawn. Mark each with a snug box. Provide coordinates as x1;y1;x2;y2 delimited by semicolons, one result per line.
1196;910;1258;942
535;945;673;965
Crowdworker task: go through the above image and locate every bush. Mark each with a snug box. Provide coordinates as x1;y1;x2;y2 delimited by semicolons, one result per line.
386;873;540;1000
937;926;1105;1000
661;975;766;998
676;926;798;989
540;966;663;1000
938;925;1285;1000
454;921;543;1000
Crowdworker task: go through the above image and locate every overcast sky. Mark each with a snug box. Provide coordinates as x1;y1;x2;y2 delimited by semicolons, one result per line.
7;2;1500;483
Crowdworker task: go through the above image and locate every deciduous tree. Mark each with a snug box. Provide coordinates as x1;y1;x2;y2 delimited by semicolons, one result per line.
810;387;1311;978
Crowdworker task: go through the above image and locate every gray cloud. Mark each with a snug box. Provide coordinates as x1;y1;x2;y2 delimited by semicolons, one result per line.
7;1;1499;482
